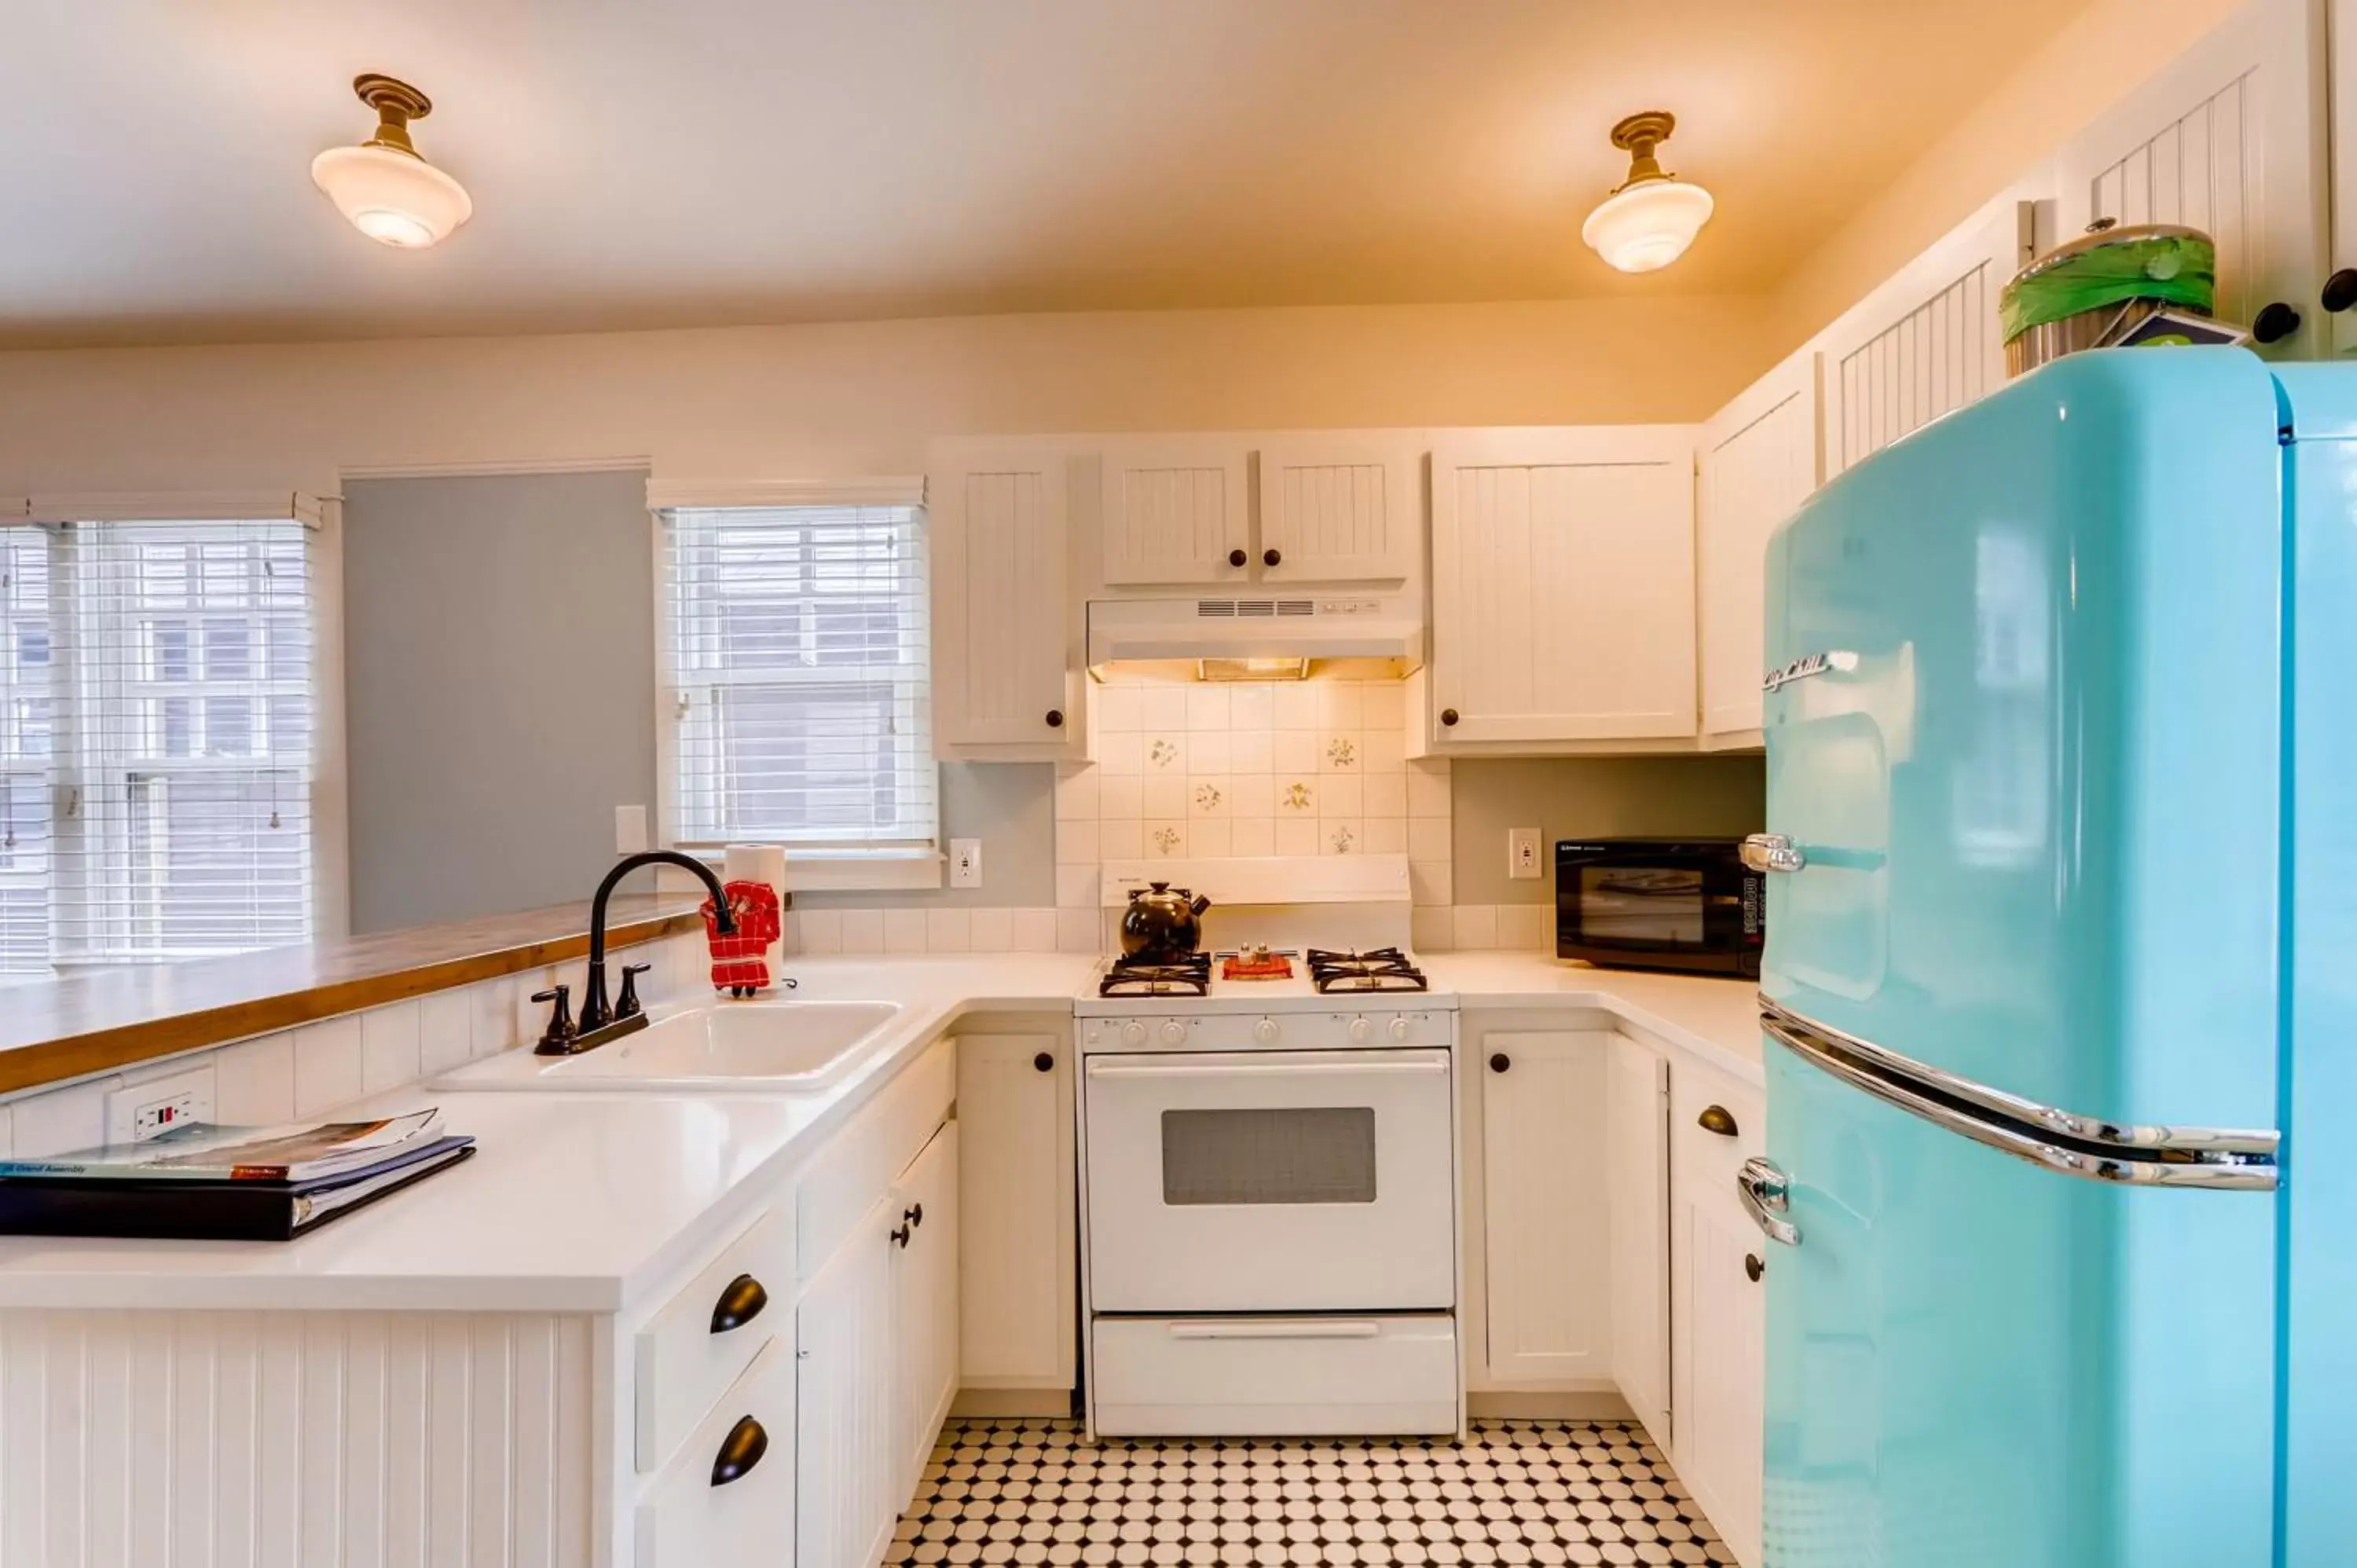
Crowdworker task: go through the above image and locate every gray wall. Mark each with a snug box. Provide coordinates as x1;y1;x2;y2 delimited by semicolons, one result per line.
1451;757;1766;905
343;471;658;933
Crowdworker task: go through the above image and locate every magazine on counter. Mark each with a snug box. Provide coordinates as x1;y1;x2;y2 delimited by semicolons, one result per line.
0;1108;448;1183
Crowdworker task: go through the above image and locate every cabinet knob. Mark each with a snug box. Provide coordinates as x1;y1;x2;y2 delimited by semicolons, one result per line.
1033;1050;1054;1073
2253;302;2303;344
904;1202;925;1229
1263;548;1282;567
1488;1052;1511;1073
1045;709;1065;729
710;1416;769;1487
2325;269;2357;314
1440;709;1461;727
709;1273;769;1335
1697;1104;1740;1138
891;1222;912;1249
1228;548;1248;567
1744;1253;1765;1284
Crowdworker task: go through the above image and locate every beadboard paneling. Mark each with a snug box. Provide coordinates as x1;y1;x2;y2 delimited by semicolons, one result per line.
0;1309;596;1568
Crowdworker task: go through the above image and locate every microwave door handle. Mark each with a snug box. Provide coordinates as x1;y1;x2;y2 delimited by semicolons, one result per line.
1084;1057;1449;1079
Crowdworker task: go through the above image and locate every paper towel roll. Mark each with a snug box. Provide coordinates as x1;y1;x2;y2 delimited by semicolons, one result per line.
724;844;789;969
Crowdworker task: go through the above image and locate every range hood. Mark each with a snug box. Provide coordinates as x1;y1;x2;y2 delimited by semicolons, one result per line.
1087;594;1424;674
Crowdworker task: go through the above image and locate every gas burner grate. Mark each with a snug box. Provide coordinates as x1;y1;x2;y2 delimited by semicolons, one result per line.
1306;946;1431;995
1099;951;1214;998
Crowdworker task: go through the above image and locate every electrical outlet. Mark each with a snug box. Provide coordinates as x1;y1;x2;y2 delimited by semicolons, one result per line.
1508;828;1543;881
950;838;984;888
106;1065;216;1145
614;804;649;855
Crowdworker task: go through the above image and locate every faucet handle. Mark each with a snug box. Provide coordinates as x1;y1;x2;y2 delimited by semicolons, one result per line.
530;985;577;1054
617;962;653;1020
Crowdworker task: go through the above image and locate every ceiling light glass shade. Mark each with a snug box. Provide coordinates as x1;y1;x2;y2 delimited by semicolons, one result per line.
1582;178;1715;273
310;144;472;248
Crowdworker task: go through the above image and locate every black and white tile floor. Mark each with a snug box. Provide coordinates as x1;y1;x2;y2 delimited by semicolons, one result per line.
886;1419;1739;1566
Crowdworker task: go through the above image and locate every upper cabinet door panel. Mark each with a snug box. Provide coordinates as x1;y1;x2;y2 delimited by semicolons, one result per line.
930;444;1077;753
1100;442;1251;586
1255;438;1419;582
1429;427;1698;744
1698;354;1823;739
2062;0;2324;356
1820;200;2033;482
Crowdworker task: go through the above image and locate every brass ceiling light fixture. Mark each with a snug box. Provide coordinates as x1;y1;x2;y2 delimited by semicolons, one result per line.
1581;111;1714;273
310;74;474;248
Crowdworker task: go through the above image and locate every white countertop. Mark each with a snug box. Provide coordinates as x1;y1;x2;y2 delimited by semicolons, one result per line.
0;951;1761;1315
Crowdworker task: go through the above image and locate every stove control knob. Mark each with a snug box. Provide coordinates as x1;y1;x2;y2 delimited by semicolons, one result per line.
1387;1016;1412;1042
1158;1020;1188;1046
1347;1016;1374;1044
1253;1017;1281;1045
1120;1020;1149;1047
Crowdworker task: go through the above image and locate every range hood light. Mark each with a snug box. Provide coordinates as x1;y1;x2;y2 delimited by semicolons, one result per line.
1197;657;1312;683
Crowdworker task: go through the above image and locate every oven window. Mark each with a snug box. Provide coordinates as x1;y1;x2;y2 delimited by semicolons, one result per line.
1159;1107;1378;1205
1579;866;1706;943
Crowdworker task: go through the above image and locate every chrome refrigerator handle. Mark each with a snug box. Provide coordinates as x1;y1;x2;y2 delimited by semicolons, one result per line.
1741;833;1805;874
1739;1156;1802;1246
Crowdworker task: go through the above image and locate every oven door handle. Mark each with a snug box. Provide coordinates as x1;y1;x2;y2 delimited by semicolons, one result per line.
1083;1057;1449;1079
1167;1320;1382;1341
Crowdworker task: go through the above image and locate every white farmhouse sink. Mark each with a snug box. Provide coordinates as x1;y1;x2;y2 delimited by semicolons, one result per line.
437;1000;903;1092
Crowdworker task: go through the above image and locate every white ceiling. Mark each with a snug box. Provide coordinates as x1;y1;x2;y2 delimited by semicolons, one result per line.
1;1;2088;348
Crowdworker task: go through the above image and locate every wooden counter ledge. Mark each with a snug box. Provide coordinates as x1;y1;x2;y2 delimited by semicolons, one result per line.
0;896;706;1097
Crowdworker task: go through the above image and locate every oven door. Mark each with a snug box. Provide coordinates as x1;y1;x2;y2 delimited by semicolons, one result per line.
1084;1049;1456;1312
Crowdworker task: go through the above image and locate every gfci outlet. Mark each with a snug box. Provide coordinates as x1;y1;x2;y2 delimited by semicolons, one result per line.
1508;827;1543;881
105;1065;216;1145
950;838;984;888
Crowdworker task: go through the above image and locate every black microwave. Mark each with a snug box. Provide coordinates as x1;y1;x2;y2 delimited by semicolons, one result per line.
1555;838;1764;979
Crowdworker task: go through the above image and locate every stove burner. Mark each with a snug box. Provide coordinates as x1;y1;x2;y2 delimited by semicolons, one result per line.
1099;951;1213;998
1306;947;1431;995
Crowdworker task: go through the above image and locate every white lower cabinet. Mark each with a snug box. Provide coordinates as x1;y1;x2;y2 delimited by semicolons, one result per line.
636;1335;797;1567
1668;1058;1767;1568
892;1122;960;1501
795;1190;900;1568
956;1033;1076;1390
1479;1030;1615;1384
1604;1035;1670;1447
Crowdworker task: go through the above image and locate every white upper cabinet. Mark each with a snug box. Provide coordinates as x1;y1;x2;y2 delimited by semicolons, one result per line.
1098;441;1252;586
1428;426;1698;746
1819;199;2035;482
2066;0;2325;354
929;441;1083;756
1254;438;1419;582
1697;352;1823;744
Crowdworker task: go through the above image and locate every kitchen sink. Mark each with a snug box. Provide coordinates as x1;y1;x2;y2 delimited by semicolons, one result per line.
435;1000;903;1092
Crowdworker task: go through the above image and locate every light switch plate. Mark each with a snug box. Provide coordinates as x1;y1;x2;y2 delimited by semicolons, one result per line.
615;804;649;855
1508;828;1543;881
106;1064;217;1145
950;838;984;888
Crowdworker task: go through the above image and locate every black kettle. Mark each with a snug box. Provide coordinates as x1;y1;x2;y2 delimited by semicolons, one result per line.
1119;882;1211;961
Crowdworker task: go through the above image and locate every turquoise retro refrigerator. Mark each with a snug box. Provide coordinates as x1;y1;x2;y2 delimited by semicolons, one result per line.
1754;347;2355;1568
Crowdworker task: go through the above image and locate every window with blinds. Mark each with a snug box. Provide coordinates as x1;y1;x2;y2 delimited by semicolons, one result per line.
660;504;937;852
0;518;314;974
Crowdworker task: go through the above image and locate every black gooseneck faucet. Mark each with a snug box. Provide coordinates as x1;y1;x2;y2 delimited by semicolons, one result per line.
577;851;737;1036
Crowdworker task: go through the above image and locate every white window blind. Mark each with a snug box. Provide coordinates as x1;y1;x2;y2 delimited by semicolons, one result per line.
660;503;937;852
0;518;315;973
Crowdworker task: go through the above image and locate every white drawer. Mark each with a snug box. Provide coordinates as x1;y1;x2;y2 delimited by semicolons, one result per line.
635;1204;796;1473
1670;1052;1764;1203
799;1035;955;1283
635;1335;796;1568
1092;1313;1458;1437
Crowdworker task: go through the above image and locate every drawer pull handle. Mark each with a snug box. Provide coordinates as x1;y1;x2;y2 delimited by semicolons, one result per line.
1697;1104;1739;1138
904;1201;925;1229
709;1273;768;1335
710;1416;768;1487
1034;1050;1055;1073
1488;1053;1511;1074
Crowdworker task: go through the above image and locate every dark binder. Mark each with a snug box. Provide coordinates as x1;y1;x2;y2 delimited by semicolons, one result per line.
0;1142;475;1241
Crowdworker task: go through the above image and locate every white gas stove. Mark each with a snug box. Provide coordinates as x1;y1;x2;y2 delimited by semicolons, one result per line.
1072;855;1464;1440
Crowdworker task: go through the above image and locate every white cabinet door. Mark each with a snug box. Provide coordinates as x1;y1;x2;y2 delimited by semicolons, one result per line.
1255;437;1419;582
930;442;1082;753
1605;1035;1670;1449
1697;354;1822;743
1819;199;2035;482
958;1035;1076;1390
1100;441;1252;586
891;1122;960;1504
1670;1184;1766;1568
795;1192;899;1568
1429;427;1697;746
1480;1030;1614;1383
2066;0;2325;356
